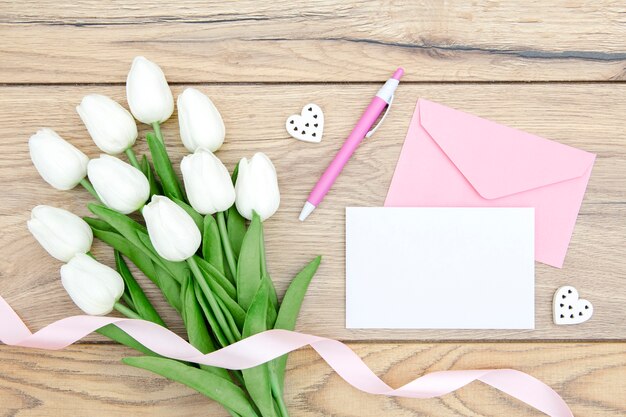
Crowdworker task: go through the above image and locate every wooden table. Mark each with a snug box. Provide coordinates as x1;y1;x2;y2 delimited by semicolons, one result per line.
0;1;624;415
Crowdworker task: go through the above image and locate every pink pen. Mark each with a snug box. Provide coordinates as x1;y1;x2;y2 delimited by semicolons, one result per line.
299;68;404;221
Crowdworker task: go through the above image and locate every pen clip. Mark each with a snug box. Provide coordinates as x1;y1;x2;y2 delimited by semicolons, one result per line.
366;94;394;138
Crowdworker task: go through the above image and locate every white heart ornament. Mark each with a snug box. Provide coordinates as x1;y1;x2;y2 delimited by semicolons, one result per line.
286;103;324;143
553;286;593;325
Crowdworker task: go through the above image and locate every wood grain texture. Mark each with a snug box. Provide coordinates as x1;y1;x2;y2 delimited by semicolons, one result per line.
0;84;624;341
1;2;625;415
1;0;626;83
0;342;624;416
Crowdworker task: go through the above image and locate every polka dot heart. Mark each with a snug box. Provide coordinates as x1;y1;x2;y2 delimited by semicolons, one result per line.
553;285;593;325
286;103;324;143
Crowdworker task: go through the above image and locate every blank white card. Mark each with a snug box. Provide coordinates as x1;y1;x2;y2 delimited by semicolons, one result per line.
346;207;535;329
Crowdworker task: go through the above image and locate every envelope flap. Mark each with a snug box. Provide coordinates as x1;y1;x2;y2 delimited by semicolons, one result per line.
419;99;595;199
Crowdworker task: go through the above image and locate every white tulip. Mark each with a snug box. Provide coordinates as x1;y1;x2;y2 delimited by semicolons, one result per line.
61;253;125;316
235;153;280;221
87;155;149;214
27;205;93;262
77;94;138;154
142;195;201;261
181;149;235;215
29;128;88;190
177;88;225;152
126;56;174;124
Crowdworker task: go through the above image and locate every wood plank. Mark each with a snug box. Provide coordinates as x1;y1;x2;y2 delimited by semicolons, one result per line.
1;1;626;83
0;83;624;341
0;342;623;416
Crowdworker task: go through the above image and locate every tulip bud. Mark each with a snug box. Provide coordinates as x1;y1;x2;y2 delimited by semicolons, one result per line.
126;56;174;124
61;253;125;316
27;205;93;262
177;88;225;152
235;153;280;221
180;149;235;215
77;94;138;154
87;155;150;214
29;128;89;190
142;195;201;261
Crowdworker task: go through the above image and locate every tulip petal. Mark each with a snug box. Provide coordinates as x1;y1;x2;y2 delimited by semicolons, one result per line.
77;94;137;154
29;129;88;190
126;56;174;124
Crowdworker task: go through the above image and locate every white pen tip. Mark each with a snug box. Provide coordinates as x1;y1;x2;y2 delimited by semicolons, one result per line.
299;202;316;221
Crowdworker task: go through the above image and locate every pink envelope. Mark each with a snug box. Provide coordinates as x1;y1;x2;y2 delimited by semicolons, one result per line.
385;99;595;268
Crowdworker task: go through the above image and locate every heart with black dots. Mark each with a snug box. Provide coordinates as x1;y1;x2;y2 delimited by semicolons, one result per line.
553;285;593;325
285;103;324;143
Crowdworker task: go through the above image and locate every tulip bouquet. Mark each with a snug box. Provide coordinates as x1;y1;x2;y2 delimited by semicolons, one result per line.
26;56;321;417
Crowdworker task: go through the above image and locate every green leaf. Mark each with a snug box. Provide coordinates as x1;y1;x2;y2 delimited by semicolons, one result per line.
96;325;157;357
180;274;232;380
273;256;322;391
172;197;203;233
264;276;278;329
181;273;214;353
236;213;262;311
194;256;236;300
115;251;166;327
195;261;245;329
194;256;246;333
140;154;163;196
190;258;238;345
214;287;246;330
89;226;156;283
257;219;277;307
231;161;240;183
194;281;229;348
146;132;185;201
257;217;278;327
88;203;145;232
216;296;242;341
83;216;116;233
203;215;225;274
274;256;321;329
88;204;147;246
242;281;276;417
216;211;238;282
227;206;246;259
227;163;246;258
154;263;182;313
121;292;136;311
266;277;278;312
222;255;235;284
123;356;259;417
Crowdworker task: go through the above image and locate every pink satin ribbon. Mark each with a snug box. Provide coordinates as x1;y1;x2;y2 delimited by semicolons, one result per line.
0;296;572;416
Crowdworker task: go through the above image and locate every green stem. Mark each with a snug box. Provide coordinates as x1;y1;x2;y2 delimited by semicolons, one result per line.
232;369;245;386
152;122;164;144
195;256;235;292
271;376;289;417
79;178;100;201
114;302;142;320
187;257;236;344
121;293;136;310
259;217;268;278
217;211;238;278
125;148;141;170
